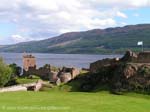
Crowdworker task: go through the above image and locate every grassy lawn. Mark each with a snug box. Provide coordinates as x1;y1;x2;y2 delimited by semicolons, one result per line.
0;91;150;112
16;77;40;84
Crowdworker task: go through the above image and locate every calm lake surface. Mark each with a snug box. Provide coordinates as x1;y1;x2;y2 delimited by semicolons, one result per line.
0;53;122;68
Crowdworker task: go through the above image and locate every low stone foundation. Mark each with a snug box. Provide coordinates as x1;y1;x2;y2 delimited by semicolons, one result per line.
0;80;44;93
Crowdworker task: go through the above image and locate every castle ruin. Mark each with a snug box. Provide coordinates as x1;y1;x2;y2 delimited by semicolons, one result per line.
90;50;150;73
22;54;80;84
23;54;36;71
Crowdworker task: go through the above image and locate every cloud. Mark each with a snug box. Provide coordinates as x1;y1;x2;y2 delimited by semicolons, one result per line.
11;35;27;43
86;0;150;9
0;0;149;43
116;11;128;18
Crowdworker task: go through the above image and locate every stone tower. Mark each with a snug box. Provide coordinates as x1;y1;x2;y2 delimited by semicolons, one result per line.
23;54;36;71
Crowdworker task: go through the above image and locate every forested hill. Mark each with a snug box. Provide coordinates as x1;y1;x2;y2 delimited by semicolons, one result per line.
0;24;150;54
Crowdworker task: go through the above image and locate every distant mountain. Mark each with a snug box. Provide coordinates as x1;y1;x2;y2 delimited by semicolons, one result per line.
1;24;150;54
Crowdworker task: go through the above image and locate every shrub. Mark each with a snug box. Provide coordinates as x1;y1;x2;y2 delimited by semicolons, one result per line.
9;63;22;77
6;63;22;86
138;65;150;76
0;58;12;87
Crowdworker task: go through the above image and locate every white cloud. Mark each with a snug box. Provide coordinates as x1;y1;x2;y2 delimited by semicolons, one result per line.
0;0;149;43
11;35;27;43
116;11;128;18
86;0;150;9
27;0;59;11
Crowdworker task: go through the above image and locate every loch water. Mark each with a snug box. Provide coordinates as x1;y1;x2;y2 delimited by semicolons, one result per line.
0;53;122;68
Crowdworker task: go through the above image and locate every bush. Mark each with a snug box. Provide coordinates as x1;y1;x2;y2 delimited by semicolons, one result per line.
138;65;150;76
0;58;12;87
5;63;22;86
9;63;22;77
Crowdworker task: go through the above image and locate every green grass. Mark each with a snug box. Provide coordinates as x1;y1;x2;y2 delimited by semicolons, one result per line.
16;78;39;84
0;91;150;112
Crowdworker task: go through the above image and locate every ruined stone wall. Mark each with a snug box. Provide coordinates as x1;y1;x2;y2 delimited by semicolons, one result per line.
136;52;150;63
90;51;150;73
59;72;72;83
23;65;80;83
71;68;80;78
90;58;118;73
23;67;50;80
23;67;36;76
49;71;58;83
121;50;138;62
121;51;150;63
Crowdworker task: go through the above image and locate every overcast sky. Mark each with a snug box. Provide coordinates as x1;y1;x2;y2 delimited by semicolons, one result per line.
0;0;150;45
